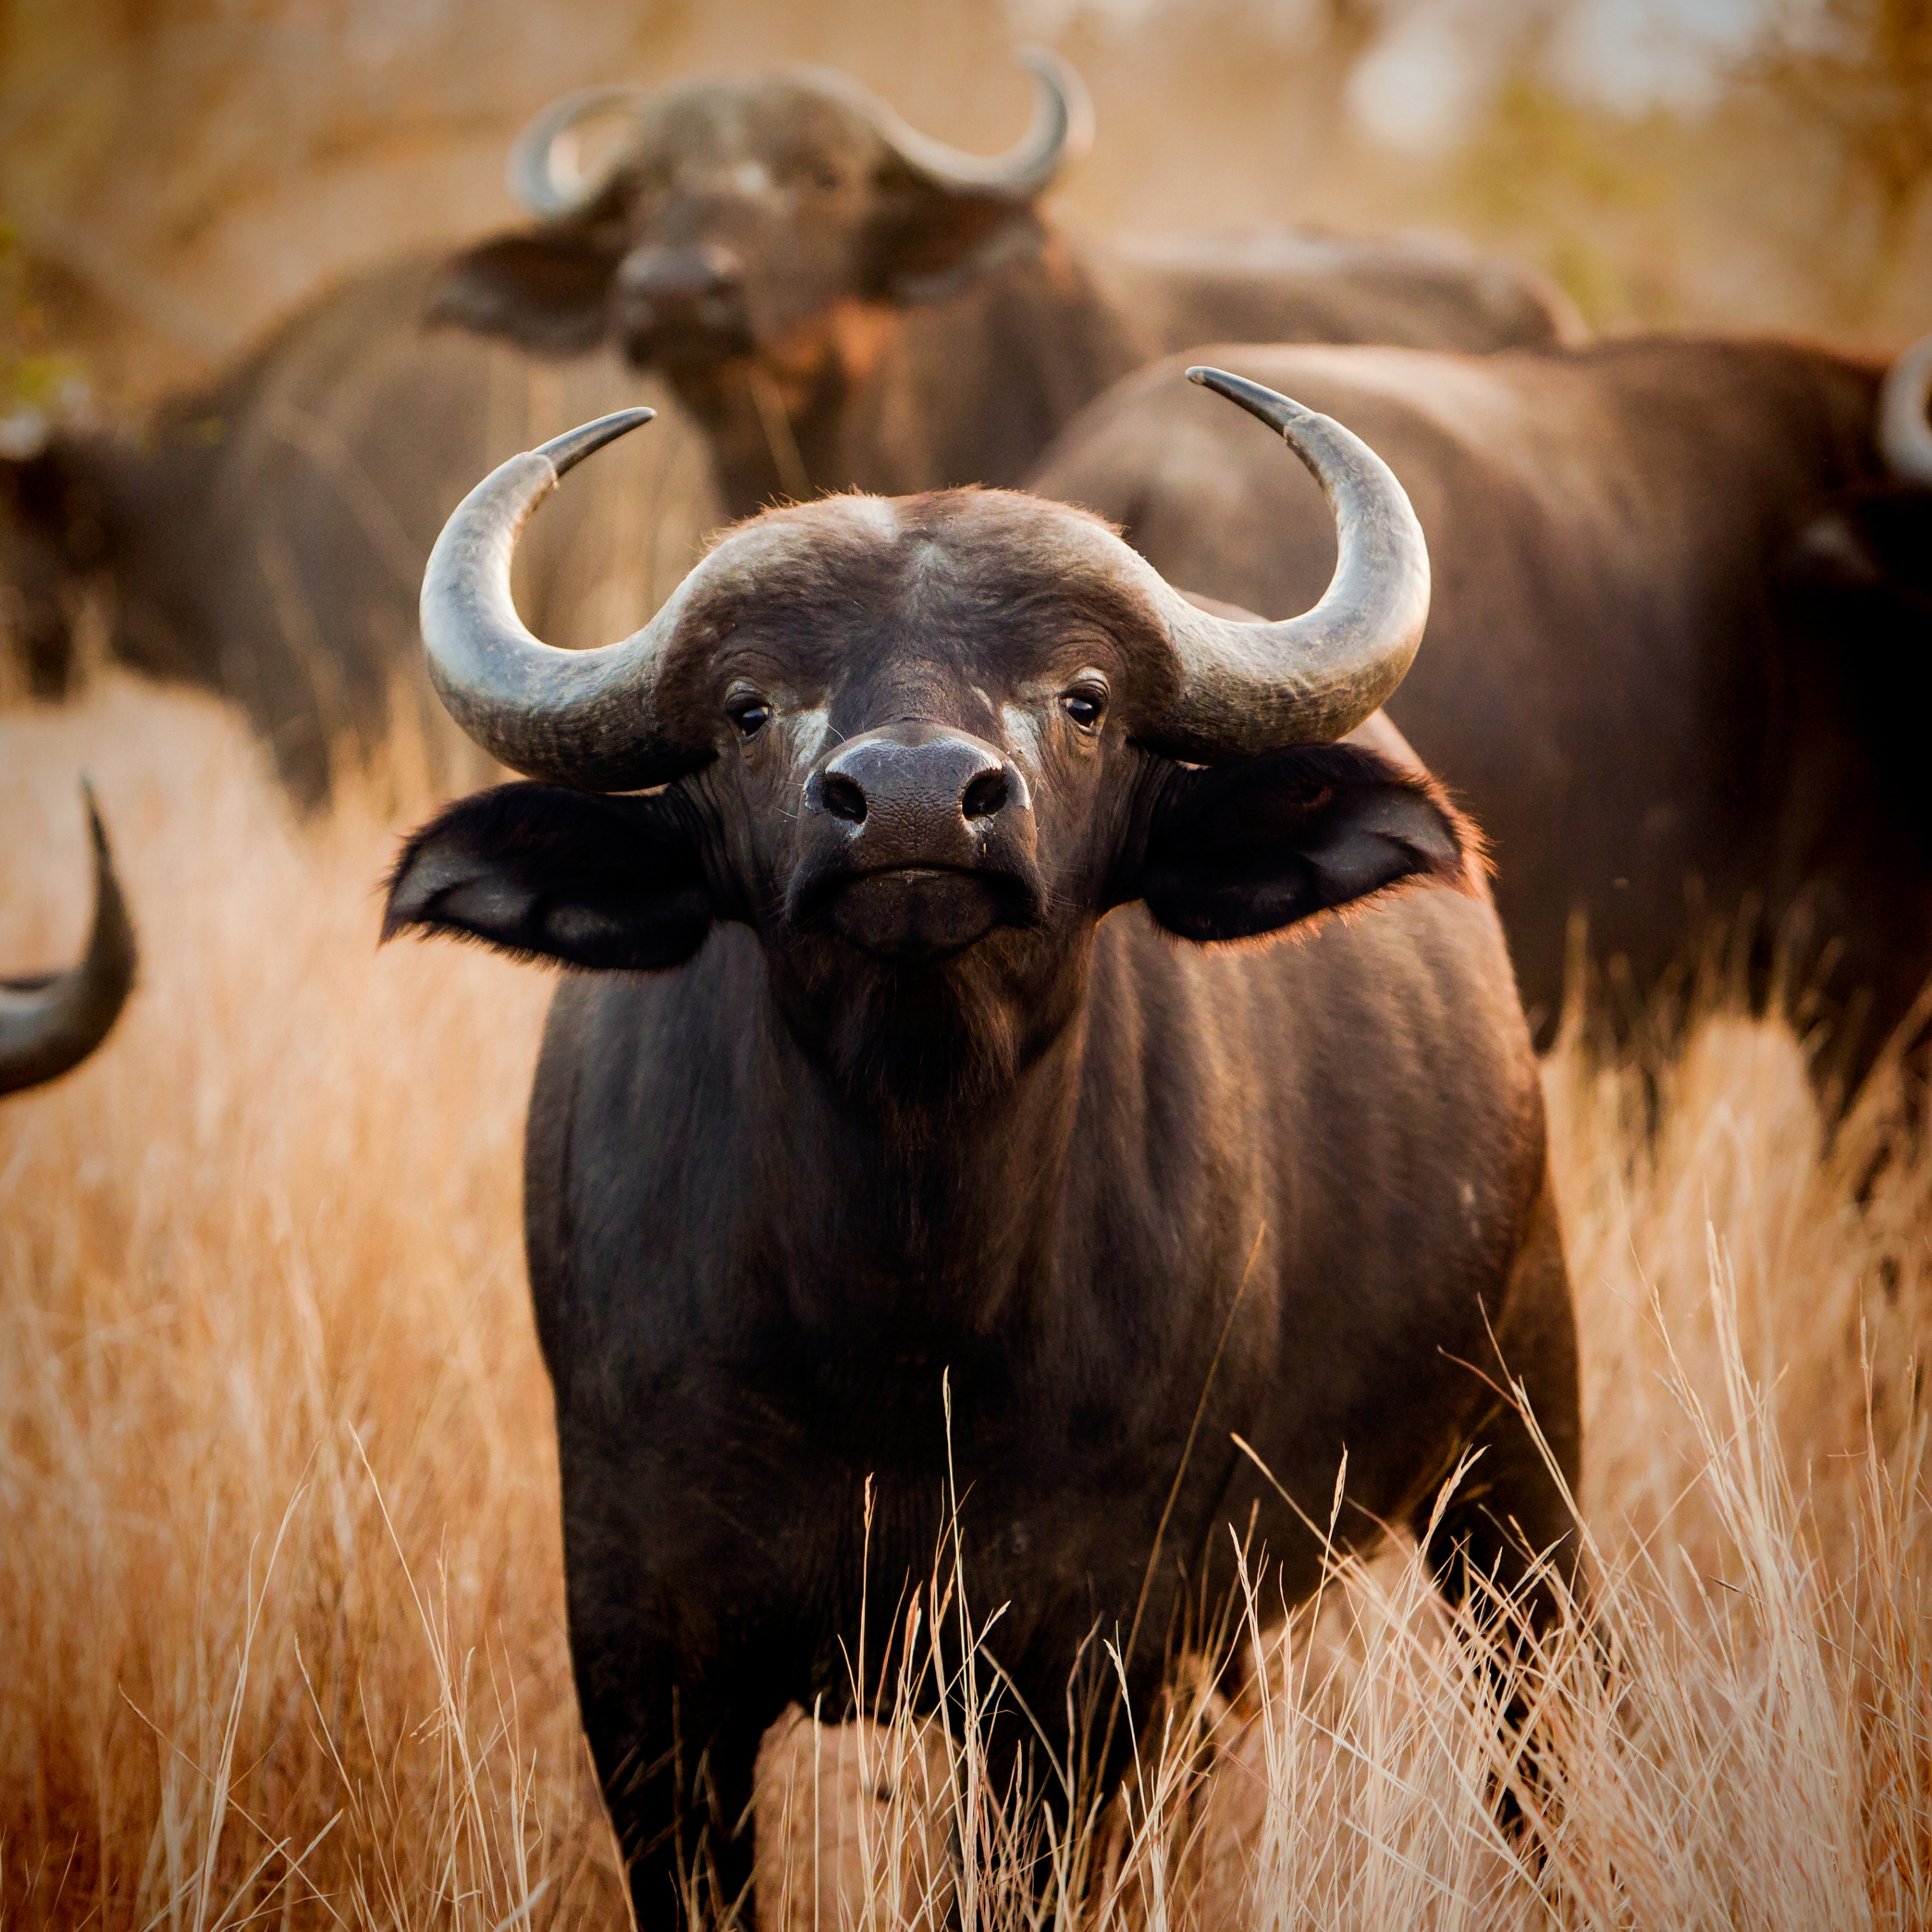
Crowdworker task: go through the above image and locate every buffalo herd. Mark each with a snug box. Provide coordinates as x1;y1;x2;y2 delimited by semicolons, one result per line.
3;49;1928;1926
1;56;1570;808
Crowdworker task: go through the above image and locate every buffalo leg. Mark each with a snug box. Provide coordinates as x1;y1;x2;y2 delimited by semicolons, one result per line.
585;1676;773;1930
1414;1177;1582;1825
1419;1176;1581;1623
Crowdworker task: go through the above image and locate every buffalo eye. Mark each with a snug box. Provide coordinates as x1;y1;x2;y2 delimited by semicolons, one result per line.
726;689;773;740
1060;684;1107;733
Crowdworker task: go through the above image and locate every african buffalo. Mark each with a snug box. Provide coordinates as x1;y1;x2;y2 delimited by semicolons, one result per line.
431;52;1582;523
2;257;721;802
383;377;1580;1922
1031;333;1932;1090
2;783;135;1096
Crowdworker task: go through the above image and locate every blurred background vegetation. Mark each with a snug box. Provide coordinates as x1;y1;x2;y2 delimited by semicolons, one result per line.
0;0;1927;418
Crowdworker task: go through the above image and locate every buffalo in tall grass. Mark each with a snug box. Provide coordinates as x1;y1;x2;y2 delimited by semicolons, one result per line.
3;679;1930;1926
382;379;1579;1922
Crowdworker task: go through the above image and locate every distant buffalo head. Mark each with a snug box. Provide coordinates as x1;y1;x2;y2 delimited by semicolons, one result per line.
431;53;1089;395
1788;331;1932;595
1;783;136;1097
1778;330;1932;883
386;371;1473;1115
0;433;107;700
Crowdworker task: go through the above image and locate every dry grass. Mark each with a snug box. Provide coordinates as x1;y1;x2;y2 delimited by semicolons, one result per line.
3;677;1929;1929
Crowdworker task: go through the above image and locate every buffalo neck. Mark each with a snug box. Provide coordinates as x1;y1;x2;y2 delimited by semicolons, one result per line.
671;230;1153;521
738;938;1096;1352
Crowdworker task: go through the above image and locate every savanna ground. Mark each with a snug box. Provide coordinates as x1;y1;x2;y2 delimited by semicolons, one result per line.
4;678;1931;1929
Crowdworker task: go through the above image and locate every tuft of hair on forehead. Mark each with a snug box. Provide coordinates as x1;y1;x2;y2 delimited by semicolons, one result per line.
686;484;1160;644
706;485;1124;563
628;72;889;159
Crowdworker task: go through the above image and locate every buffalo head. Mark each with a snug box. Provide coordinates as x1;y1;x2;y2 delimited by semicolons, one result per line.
1786;330;1932;600
432;54;1089;390
385;372;1468;1115
1;438;104;700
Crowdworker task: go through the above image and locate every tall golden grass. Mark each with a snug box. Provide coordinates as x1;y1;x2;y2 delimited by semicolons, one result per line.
3;677;1929;1928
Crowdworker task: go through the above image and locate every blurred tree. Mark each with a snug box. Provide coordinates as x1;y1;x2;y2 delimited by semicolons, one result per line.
1752;0;1932;312
1441;70;1682;328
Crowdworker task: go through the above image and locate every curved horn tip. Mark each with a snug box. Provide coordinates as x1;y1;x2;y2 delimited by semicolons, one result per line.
505;82;654;216
1147;363;1429;759
535;407;656;477
1186;365;1309;437
1015;44;1094;161
1878;330;1932;486
79;776;107;849
75;779;133;956
0;775;139;1098
506;80;657;217
80;773;122;895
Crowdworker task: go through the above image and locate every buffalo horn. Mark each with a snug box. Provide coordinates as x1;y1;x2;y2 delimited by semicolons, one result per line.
1878;331;1932;486
506;83;653;217
816;46;1091;199
1130;368;1432;762
420;407;719;790
507;52;1089;220
1;782;137;1098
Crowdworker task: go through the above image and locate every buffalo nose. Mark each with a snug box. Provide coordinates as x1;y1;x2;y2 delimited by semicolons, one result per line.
616;243;746;328
811;726;1022;845
795;724;1041;955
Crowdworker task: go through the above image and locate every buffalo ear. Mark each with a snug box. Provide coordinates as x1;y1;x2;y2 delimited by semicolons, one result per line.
1784;490;1932;603
427;228;621;356
870;177;1046;304
1131;744;1476;944
383;783;712;970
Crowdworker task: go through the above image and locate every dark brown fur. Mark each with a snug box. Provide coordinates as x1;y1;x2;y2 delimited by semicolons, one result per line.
1032;336;1930;1089
430;70;1578;522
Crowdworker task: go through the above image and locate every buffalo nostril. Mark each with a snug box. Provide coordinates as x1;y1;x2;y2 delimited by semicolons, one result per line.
961;771;1008;821
821;773;868;824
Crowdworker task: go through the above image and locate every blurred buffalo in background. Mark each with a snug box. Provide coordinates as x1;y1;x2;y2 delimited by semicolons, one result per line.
1;259;720;803
1032;332;1932;1092
432;52;1581;519
0;50;1584;803
1;781;135;1096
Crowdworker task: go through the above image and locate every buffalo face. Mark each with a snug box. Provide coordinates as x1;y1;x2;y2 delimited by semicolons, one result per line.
431;57;1088;397
388;491;1461;1112
385;383;1469;1117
